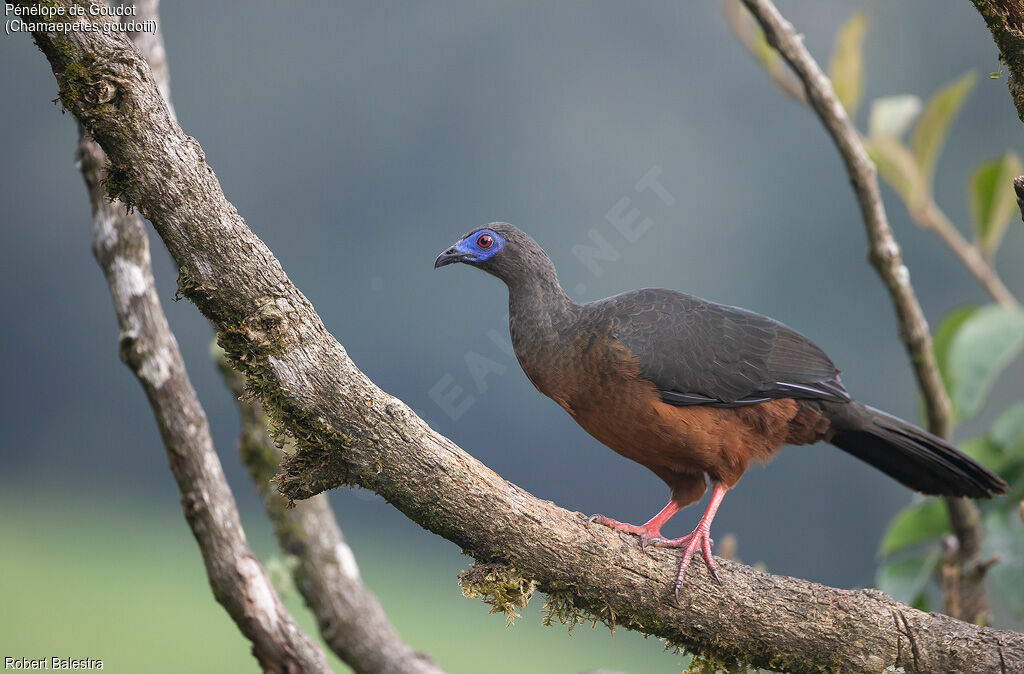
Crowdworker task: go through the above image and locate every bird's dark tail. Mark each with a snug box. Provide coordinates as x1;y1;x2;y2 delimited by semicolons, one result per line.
823;402;1007;498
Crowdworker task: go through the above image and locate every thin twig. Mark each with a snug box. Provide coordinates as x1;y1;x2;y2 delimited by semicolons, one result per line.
912;201;1017;307
723;0;1018;308
720;0;806;103
737;0;951;434
738;0;992;624
941;535;962;620
216;356;444;674
76;2;330;670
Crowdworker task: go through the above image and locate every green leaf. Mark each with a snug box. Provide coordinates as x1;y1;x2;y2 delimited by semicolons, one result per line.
992;401;1024;451
876;548;941;605
828;12;868;116
959;436;1006;473
752;21;778;71
933;305;978;397
868;95;921;140
747;13;790;90
911;72;976;185
948;304;1024;420
983;512;1024;614
880;499;950;556
866;135;928;210
970;153;1023;256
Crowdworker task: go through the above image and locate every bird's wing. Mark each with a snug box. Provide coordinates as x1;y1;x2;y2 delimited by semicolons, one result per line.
596;288;850;407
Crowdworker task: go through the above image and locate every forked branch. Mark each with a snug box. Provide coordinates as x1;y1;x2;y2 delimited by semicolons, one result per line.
77;1;329;670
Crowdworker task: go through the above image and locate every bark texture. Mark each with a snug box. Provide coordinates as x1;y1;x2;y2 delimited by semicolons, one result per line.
217;360;444;674
21;2;1024;671
966;2;1024;296
1015;175;1024;221
75;2;329;671
971;0;1024;124
80;122;331;674
740;0;996;626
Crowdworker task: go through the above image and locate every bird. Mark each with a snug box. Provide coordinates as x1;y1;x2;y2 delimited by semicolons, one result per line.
434;222;1007;597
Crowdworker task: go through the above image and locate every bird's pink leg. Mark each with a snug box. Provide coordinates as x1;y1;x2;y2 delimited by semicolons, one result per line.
648;484;728;597
587;500;680;549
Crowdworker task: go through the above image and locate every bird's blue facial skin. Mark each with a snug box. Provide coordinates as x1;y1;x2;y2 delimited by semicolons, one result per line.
455;228;506;262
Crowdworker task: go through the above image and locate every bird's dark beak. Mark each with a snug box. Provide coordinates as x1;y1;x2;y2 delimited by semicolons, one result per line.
434;246;464;268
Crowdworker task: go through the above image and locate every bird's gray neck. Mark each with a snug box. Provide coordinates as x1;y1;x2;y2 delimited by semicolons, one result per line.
507;268;579;359
499;251;584;399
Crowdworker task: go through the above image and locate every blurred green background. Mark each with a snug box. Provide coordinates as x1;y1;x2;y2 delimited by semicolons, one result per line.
0;486;691;673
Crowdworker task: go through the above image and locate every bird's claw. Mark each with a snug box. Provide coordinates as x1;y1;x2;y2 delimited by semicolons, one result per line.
672;525;720;601
587;513;664;552
639;533;657;552
588;511;722;598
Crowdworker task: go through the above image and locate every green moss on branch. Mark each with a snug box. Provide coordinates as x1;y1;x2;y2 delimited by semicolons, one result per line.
459;563;537;626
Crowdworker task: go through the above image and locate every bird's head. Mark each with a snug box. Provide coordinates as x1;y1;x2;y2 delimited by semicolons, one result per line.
434;222;554;286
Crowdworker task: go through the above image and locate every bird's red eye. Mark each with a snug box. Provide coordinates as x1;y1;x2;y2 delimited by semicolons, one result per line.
477;234;493;248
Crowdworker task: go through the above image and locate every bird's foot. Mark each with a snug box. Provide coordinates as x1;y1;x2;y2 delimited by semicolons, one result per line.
586;514;666;551
662;524;720;600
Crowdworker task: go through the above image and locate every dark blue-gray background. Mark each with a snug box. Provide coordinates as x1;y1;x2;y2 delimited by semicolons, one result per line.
2;0;1021;594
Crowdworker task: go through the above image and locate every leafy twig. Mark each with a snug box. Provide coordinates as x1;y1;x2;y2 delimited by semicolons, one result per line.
738;0;993;624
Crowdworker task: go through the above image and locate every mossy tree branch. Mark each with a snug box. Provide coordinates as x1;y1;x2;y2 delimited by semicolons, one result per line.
19;1;1024;671
971;3;1024;223
80;4;435;672
216;356;443;674
74;1;330;670
971;0;1024;124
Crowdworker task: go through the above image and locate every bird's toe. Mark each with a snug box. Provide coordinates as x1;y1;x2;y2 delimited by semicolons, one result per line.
672;526;721;599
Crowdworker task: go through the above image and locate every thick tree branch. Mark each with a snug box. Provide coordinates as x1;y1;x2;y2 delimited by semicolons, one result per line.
75;2;329;671
971;0;1024;124
978;3;1024;224
739;0;995;625
115;0;172;117
80;135;331;674
216;357;443;674
968;5;1024;291
21;2;1024;671
1015;175;1024;221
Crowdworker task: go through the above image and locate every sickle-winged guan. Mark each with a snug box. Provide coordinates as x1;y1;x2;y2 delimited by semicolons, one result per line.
434;222;1007;596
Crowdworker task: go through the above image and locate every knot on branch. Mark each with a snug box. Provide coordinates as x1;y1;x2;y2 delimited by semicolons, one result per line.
54;47;123;113
85;77;117;105
458;562;536;626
